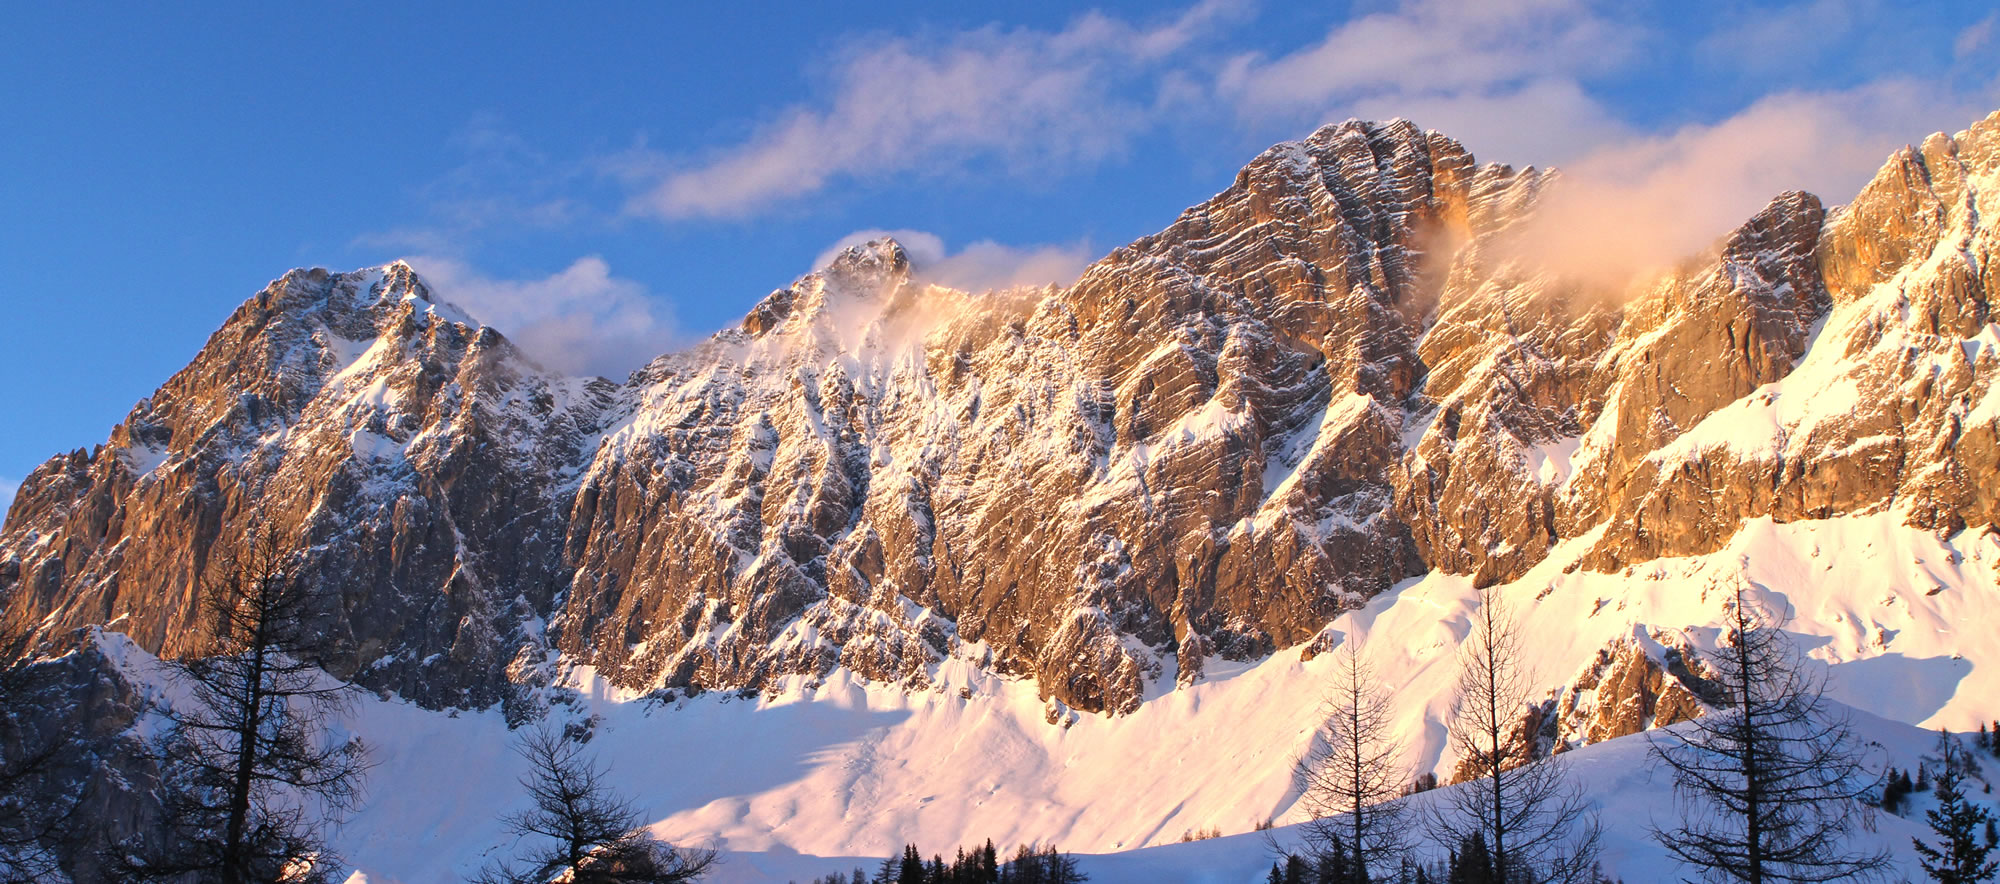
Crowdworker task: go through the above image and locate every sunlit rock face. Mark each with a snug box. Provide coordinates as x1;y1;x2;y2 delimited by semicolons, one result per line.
0;264;615;712
4;110;1997;716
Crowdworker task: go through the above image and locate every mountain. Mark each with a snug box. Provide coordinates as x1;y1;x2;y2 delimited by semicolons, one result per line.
1;263;614;711
9;112;1997;722
2;107;1999;879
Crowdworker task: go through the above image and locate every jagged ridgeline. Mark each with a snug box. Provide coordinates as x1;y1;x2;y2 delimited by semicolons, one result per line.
3;111;1997;717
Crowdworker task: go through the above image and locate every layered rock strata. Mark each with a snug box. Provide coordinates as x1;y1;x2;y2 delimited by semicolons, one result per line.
4;111;1997;717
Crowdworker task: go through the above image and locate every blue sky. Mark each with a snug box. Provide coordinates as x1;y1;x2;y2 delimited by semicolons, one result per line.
2;0;1997;511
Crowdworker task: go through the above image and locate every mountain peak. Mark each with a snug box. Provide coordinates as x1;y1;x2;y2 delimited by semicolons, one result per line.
736;237;916;339
333;261;479;330
824;237;913;278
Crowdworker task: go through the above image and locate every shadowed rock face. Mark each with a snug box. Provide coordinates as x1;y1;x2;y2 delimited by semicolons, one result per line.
4;111;1998;716
0;631;160;882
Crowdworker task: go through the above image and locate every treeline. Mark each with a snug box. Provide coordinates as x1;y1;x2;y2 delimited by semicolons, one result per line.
798;840;1084;884
1265;831;1622;884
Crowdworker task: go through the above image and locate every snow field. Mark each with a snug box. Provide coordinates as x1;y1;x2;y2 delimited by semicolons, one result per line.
281;511;2000;881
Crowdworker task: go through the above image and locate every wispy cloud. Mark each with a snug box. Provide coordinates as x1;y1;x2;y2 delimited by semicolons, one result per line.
370;1;2000;333
1506;80;1992;285
1220;0;1632;106
629;2;1245;219
1214;0;1997;282
405;255;678;379
0;475;17;517
424;115;589;232
1216;0;1639;165
353;115;598;257
815;229;1094;292
1959;13;1998;60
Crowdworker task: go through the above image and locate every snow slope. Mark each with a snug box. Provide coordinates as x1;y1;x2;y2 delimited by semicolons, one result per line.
130;511;1989;883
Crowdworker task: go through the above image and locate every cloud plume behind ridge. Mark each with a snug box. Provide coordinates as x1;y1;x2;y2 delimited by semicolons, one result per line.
1496;81;1993;288
815;229;1094;294
406;255;680;380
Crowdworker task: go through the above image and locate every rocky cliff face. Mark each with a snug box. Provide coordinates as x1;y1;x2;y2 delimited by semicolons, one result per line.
4;111;1997;720
0;629;160;881
0;265;613;712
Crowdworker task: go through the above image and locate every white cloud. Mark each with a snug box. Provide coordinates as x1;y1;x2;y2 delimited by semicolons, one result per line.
0;475;17;517
814;229;1094;293
1221;0;1628;104
405;256;679;380
1342;77;1629;169
1208;0;1995;283
1505;80;1991;285
631;2;1245;219
390;1;1998;321
1215;0;1639;166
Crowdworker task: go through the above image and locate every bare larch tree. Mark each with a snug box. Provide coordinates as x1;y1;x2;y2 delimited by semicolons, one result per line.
1647;581;1890;884
112;525;370;884
1295;640;1407;881
475;726;717;884
1428;586;1600;884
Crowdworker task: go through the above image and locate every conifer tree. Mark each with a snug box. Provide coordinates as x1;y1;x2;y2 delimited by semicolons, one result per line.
1885;769;1916;815
111;525;370;884
1296;640;1407;881
1315;845;1351;884
1428;587;1601;884
1648;582;1889;883
1447;832;1496;884
1914;735;1998;884
474;726;715;883
1270;853;1308;884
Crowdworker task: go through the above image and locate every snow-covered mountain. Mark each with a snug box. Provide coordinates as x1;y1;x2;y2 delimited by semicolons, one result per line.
3;108;1999;882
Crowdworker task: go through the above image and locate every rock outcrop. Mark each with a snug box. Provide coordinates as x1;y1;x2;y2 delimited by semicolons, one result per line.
1555;634;1710;747
4;110;1998;718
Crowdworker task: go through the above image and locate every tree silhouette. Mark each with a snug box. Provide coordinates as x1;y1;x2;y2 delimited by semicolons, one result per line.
1647;581;1890;884
475;726;716;883
1427;587;1600;884
1295;640;1407;880
111;524;369;884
